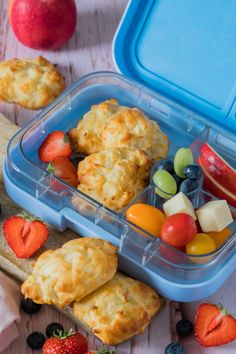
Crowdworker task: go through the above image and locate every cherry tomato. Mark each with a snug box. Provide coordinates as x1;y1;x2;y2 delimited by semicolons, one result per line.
160;213;197;247
47;156;78;187
126;203;166;238
207;228;232;248
186;233;216;255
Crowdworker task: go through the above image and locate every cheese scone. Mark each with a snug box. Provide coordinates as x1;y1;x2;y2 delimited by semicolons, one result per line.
73;273;160;345
102;107;169;161
77;147;152;211
68;98;128;154
21;238;117;308
0;56;65;109
68;98;169;160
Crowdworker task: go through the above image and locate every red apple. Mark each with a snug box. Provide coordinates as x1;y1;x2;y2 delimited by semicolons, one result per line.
199;143;236;194
198;156;236;208
8;0;77;50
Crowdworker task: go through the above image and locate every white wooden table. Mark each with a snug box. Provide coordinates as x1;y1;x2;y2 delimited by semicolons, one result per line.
0;0;236;353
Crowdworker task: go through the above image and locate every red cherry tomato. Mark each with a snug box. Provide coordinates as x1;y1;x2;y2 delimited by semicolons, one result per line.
160;213;197;247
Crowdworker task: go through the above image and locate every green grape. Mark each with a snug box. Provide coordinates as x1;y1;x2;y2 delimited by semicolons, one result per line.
152;170;177;199
174;148;194;178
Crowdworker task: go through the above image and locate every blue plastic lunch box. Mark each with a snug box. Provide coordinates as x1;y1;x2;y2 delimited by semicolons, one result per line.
3;0;236;301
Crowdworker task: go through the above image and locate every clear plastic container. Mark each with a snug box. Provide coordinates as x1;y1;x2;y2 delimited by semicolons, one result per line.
4;72;236;301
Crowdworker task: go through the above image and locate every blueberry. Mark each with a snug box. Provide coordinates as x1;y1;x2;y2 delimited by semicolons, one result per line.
165;342;187;354
46;322;64;338
158;159;174;173
172;174;183;189
27;332;45;350
180;178;198;194
183;164;203;180
21;298;42;314
176;319;194;337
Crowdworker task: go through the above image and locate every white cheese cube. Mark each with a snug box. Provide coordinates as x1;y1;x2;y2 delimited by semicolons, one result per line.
163;192;196;220
196;200;233;232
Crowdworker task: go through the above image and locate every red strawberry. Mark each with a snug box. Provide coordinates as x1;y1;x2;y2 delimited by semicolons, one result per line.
42;329;88;354
195;303;236;347
47;156;78;188
85;349;116;354
39;131;72;163
3;213;48;258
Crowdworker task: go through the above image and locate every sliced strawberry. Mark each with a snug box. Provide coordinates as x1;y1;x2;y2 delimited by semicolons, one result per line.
3;214;48;258
195;303;236;347
47;156;78;187
38;131;72;163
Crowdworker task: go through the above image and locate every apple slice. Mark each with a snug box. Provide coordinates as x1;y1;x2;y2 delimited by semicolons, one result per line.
198;156;236;208
199;143;236;194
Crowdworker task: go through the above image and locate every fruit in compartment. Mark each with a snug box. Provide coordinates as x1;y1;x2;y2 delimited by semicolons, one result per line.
198;156;236;207
183;164;203;180
195;303;236;347
179;178;199;194
172;174;183;189
39;130;72;163
207;227;232;248
196;200;233;233
126;203;166;238
163;192;196;220
198;143;236;207
198;143;236;194
151;159;174;175
152;170;177;199
47;156;78;188
186;233;216;255
174;148;194;178
160;213;197;247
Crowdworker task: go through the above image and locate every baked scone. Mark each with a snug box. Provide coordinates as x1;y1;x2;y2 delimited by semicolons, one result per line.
73;273;160;345
68;98;169;160
77;147;152;211
68;98;128;154
102;107;169;161
21;238;117;308
0;56;65;109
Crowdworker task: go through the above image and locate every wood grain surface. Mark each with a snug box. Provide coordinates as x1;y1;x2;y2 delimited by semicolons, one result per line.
1;0;236;353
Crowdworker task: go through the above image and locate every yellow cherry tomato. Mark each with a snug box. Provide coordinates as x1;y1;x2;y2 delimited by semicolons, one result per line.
207;227;232;248
126;203;166;238
186;233;216;255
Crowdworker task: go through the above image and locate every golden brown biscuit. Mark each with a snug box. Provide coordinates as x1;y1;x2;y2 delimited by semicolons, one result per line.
73;273;160;345
68;98;128;154
0;56;65;109
77;147;152;211
102;107;169;160
68;98;168;160
21;238;117;308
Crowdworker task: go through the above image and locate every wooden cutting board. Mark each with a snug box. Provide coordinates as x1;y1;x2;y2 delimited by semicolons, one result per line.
0;114;175;353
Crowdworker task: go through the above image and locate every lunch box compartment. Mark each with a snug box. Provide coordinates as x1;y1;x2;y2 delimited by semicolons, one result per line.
4;72;236;301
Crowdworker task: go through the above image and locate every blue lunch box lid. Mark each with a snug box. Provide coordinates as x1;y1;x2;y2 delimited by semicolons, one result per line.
113;0;236;133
